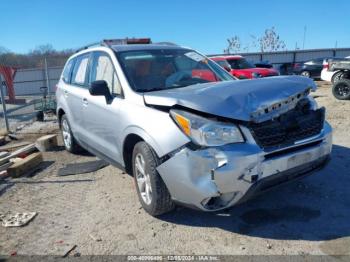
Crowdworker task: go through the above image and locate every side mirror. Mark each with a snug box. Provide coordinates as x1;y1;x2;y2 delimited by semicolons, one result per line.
89;80;113;103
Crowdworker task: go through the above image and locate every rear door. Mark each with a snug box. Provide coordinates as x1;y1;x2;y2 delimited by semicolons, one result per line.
63;52;91;141
81;51;123;163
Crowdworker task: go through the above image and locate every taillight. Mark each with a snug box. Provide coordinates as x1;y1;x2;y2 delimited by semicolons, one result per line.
323;63;329;70
293;63;301;68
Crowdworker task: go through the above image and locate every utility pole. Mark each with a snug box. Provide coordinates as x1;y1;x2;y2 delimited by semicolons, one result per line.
0;74;10;133
302;26;307;50
44;57;50;95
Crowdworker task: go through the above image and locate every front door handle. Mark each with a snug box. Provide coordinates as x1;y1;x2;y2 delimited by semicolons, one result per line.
64;90;69;97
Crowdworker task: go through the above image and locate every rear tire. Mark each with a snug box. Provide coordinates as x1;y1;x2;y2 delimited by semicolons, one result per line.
332;79;350;100
132;141;175;216
60;114;82;153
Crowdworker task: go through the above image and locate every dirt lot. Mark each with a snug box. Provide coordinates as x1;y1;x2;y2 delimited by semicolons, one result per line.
0;81;349;256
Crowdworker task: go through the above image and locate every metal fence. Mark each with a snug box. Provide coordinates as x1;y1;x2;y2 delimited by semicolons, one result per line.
12;66;63;96
209;47;350;64
1;65;62;131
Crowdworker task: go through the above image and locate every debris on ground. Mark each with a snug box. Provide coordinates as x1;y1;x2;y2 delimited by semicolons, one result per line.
0;212;37;227
0;170;8;180
16;125;25;131
0;151;10;158
0;133;56;178
8;133;20;140
0;129;8;137
7;152;43;178
0;141;31;152
0;162;13;173
35;134;58;152
0;136;5;146
62;244;77;258
89;234;102;242
57;160;109;176
0;143;36;166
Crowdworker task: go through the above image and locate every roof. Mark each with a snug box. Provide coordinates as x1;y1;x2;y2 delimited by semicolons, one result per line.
210;55;243;60
111;44;191;52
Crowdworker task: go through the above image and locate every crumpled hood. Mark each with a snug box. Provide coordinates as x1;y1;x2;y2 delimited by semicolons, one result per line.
143;76;317;122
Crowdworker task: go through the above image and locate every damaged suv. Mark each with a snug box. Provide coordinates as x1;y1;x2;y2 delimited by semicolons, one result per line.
56;39;332;216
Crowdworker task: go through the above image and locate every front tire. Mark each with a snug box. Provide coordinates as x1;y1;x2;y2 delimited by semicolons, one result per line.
132;141;175;216
60;114;82;153
332;79;350;100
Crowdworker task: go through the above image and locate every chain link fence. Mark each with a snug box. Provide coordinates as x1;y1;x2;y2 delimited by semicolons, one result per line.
0;59;63;132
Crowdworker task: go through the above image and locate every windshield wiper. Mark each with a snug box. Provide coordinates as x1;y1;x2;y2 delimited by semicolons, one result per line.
137;87;166;92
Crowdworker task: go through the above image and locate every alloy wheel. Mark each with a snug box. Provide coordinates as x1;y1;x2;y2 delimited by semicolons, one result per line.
335;83;350;98
62;119;72;149
135;153;152;205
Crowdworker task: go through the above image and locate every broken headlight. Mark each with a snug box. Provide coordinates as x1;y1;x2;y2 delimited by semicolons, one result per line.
170;109;244;146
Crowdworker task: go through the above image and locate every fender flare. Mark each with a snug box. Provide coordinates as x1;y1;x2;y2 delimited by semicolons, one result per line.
122;126;165;158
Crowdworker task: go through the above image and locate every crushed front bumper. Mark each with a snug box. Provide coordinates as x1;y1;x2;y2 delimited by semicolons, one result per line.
156;122;332;211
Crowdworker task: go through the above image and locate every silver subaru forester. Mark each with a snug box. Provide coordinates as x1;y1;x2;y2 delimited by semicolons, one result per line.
56;39;332;216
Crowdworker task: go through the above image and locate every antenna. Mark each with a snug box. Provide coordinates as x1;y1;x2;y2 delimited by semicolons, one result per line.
302;26;307;49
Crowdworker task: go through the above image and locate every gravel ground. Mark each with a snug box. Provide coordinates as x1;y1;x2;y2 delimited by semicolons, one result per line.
0;81;349;256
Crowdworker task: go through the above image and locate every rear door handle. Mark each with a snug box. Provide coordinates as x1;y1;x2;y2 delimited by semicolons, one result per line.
82;98;88;106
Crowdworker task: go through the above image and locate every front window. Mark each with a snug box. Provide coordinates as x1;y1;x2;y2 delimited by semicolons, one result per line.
227;58;255;69
71;53;90;86
90;52;122;95
116;49;234;92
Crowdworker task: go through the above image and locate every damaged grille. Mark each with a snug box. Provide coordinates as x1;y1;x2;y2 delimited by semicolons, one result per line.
247;101;325;149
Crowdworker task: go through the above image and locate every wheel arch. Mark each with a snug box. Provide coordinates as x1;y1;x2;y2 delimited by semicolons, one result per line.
122;127;164;175
57;108;66;128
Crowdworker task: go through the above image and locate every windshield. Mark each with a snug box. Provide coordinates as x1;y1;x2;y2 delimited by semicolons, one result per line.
116;49;234;92
227;58;255;69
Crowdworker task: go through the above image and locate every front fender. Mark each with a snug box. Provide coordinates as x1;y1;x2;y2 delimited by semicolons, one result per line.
122;126;165;157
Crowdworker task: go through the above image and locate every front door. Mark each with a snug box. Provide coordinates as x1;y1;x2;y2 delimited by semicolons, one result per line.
81;51;123;164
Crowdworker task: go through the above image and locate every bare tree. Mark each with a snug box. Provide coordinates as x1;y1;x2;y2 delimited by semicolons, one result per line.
0;45;73;68
226;27;286;53
258;27;286;52
30;44;55;55
224;36;241;54
0;46;9;54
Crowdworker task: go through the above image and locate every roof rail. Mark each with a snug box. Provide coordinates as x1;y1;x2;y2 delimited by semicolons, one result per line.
75;41;101;53
154;42;179;46
75;38;152;53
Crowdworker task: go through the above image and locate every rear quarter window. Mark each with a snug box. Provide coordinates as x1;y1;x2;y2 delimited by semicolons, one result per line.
62;59;74;83
71;53;90;86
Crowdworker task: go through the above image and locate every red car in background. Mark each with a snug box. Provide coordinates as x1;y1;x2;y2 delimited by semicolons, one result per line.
211;55;279;79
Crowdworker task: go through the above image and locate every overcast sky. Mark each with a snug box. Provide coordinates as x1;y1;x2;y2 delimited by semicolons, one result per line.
1;0;349;54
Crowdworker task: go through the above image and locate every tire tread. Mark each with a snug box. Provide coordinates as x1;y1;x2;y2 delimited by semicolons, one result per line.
332;79;350;100
133;142;175;216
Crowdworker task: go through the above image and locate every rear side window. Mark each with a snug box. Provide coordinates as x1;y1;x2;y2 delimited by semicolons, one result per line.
71;53;90;86
62;59;74;83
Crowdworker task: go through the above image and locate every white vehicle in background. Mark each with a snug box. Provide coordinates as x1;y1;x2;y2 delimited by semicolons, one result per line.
321;56;350;83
